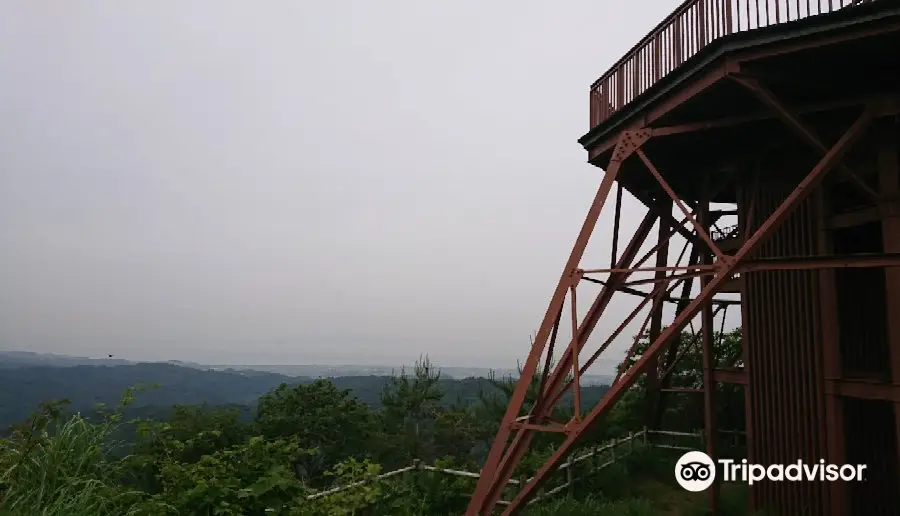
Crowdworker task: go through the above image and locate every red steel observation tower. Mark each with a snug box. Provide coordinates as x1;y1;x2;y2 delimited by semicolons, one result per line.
467;1;900;514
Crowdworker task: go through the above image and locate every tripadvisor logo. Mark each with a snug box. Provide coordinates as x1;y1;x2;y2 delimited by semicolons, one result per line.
675;451;716;492
675;451;867;491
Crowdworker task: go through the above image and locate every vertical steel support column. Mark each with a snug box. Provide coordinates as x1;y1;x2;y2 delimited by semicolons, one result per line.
699;198;721;514
816;186;847;516
876;122;900;490
645;200;672;427
739;180;756;513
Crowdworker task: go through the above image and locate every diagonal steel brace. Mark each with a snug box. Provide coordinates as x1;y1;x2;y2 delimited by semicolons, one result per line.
498;108;873;515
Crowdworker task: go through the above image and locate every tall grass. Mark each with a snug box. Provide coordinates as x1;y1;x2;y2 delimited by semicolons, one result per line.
0;397;145;515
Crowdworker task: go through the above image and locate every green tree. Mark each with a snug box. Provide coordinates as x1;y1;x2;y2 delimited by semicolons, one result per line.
379;356;444;464
610;327;744;435
473;360;577;459
255;380;376;483
127;404;251;493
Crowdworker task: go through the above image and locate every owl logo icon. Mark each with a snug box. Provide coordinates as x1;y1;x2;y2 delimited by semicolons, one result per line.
675;451;716;491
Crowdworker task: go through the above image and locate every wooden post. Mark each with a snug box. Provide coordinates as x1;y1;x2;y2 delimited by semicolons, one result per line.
611;438;617;463
592;444;599;472
566;453;575;497
643;425;649;445
411;459;421;481
629;431;635;454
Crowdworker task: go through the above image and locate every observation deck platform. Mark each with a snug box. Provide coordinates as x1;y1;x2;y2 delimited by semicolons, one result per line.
579;0;900;204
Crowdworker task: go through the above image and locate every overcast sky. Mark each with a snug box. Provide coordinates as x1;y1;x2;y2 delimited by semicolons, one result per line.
0;1;721;370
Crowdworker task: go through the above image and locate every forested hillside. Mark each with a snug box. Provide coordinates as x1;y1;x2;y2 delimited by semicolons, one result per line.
0;362;612;433
0;363;290;429
0;329;747;515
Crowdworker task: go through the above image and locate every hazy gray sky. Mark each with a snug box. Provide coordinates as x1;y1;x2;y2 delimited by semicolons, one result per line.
0;1;713;370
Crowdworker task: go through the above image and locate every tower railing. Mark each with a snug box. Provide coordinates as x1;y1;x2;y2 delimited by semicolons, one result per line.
589;0;872;128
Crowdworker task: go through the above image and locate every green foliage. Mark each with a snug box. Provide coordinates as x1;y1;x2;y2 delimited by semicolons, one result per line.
134;405;250;461
255;380;376;482
302;459;383;516
476;361;575;455
526;496;655;516
126;403;253;495
0;334;747;515
608;327;744;436
379;356;444;463
376;356;489;469
137;435;312;515
373;456;472;515
0;392;145;515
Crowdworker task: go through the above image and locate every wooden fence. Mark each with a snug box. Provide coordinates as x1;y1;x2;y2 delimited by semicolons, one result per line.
299;427;746;508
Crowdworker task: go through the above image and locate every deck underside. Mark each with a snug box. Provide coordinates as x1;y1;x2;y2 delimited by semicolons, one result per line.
580;1;900;204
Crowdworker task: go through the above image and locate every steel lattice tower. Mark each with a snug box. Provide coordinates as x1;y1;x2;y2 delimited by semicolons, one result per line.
466;1;900;514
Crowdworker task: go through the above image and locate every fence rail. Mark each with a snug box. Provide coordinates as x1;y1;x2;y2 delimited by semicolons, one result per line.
300;427;746;508
589;0;874;128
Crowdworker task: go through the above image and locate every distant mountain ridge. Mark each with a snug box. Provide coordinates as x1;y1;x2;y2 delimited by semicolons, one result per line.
0;352;613;432
212;363;614;386
0;361;297;430
0;350;615;384
0;350;134;368
0;350;210;370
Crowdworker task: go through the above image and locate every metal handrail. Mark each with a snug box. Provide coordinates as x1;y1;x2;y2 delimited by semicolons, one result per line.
712;223;740;240
589;0;872;128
